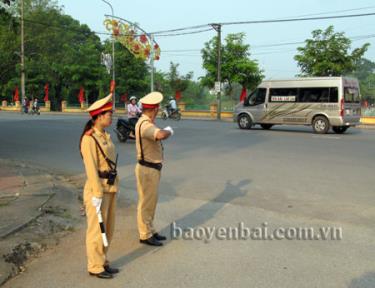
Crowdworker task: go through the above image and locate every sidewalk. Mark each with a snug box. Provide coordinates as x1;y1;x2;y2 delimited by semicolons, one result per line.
0;161;54;239
0;159;81;285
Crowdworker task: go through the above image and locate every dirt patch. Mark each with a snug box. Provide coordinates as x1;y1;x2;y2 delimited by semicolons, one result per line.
0;161;85;286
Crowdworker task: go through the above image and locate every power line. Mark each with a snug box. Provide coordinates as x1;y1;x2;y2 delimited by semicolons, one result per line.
22;18;213;38
162;33;375;53
278;5;375;19
156;28;214;37
150;23;210;35
149;11;375;35
219;12;375;26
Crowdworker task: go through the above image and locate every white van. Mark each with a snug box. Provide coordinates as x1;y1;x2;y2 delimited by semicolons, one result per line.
233;77;361;134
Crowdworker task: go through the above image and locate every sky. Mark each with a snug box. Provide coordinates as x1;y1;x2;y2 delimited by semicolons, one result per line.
57;0;375;81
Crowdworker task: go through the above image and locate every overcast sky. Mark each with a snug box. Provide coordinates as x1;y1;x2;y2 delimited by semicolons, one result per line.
58;0;375;80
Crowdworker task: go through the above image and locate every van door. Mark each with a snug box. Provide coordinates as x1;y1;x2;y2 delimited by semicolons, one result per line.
263;88;299;124
245;88;267;123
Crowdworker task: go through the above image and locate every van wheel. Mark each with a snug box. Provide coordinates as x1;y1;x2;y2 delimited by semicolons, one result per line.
312;116;330;134
238;114;252;129
260;124;273;130
332;126;348;134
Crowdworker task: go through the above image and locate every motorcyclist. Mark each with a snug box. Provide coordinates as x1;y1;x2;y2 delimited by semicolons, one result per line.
167;96;177;116
127;96;142;128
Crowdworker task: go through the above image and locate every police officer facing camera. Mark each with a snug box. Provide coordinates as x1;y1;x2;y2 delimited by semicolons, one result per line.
79;94;119;279
135;92;174;246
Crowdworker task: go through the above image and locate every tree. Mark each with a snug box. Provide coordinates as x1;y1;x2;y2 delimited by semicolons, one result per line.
0;0;150;110
352;58;375;102
295;25;370;77
201;32;263;99
0;6;19;102
166;62;193;101
110;41;149;100
352;58;375;81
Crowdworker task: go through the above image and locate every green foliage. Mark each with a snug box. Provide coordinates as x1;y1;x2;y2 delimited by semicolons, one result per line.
201;32;264;96
351;58;375;102
295;25;370;77
110;41;149;100
166;62;193;93
0;0;149;110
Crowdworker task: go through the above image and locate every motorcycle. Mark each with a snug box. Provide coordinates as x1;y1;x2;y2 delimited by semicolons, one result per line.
161;105;181;121
114;114;140;143
29;106;40;115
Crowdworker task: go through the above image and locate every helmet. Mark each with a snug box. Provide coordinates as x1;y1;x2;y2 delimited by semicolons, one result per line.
129;96;137;101
169;96;174;100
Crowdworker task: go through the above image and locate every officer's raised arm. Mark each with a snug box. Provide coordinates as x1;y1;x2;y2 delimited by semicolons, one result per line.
156;129;172;140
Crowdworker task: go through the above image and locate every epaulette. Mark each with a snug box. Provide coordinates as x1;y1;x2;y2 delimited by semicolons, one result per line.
85;129;94;136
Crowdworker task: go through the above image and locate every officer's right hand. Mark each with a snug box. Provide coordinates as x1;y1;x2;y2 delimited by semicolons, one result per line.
91;196;102;214
164;126;174;136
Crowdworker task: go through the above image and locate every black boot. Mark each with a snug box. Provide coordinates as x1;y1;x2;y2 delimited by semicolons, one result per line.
104;265;119;274
140;236;163;246
89;271;113;279
153;233;167;241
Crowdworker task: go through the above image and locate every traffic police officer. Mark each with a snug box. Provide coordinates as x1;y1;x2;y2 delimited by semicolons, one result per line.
79;94;119;279
135;92;173;246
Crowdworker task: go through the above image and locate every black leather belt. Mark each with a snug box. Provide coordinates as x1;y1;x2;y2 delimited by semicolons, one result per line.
98;171;110;179
138;160;162;171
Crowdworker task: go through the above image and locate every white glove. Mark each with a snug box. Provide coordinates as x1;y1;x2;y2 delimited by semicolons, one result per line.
164;126;174;136
91;196;102;214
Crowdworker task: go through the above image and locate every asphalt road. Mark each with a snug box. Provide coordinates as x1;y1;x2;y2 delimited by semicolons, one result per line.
1;111;375;288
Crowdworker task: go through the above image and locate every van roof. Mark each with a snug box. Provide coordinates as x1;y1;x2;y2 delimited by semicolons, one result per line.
262;76;357;83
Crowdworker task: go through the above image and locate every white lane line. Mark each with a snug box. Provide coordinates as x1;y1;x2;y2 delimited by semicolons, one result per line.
312;135;341;140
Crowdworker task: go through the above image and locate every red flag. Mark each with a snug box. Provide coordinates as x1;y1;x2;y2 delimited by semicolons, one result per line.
78;87;85;103
175;90;182;101
44;83;49;102
120;93;128;103
110;80;116;94
13;86;19;102
240;87;247;102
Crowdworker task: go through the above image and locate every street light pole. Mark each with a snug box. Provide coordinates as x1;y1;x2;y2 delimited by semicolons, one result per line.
101;0;115;109
150;33;154;92
20;0;25;110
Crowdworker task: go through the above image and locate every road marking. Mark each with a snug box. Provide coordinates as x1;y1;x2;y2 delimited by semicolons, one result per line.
312;135;341;140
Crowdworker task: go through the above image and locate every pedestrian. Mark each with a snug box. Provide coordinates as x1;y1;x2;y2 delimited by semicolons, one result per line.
135;92;173;246
79;94;119;279
32;98;39;113
25;98;30;113
22;98;27;114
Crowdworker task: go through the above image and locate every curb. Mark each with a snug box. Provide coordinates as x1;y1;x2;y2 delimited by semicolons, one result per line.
0;193;55;240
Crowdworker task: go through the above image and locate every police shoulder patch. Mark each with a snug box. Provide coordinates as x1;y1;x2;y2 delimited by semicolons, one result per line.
85;129;94;136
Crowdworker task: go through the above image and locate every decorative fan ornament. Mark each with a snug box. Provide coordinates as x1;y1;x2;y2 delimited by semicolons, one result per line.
104;18;161;61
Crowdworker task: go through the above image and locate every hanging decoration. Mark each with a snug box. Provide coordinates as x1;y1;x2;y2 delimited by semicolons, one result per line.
104;18;160;62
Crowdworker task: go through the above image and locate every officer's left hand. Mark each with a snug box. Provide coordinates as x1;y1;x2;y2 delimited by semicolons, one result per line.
91;196;102;214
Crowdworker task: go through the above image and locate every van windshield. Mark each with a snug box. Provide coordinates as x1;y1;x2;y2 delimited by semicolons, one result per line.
344;87;360;103
245;88;266;106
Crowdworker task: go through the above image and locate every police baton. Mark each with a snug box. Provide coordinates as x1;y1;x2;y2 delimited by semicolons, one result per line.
97;209;109;247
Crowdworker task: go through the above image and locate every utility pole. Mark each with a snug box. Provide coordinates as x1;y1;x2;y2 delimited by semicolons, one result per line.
212;24;222;120
101;0;115;109
20;0;25;109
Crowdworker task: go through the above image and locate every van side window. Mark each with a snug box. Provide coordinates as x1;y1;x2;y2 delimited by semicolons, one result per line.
299;88;330;103
329;87;338;103
344;87;360;103
246;88;267;106
269;88;298;102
